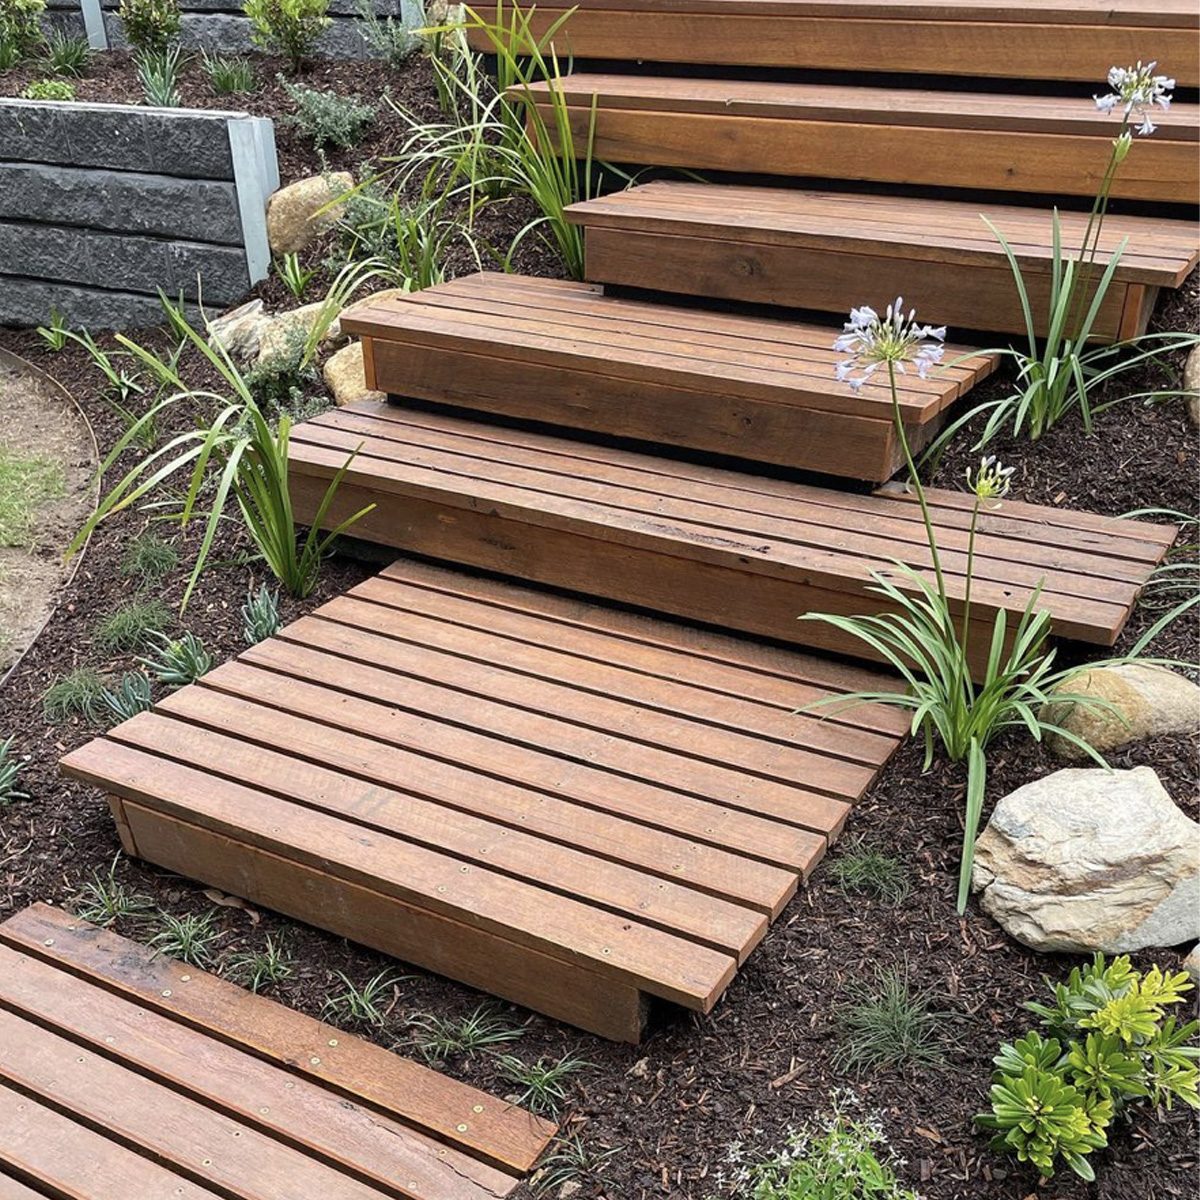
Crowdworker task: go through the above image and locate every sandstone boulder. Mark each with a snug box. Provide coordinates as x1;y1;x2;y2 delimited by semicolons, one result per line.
1184;342;1199;427
266;172;353;256
256;301;339;366
207;298;269;363
972;765;1199;953
322;341;383;407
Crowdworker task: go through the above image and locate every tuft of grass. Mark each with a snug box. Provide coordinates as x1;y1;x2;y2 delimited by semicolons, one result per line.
410;1004;524;1062
43;668;106;722
200;48;256;94
0;447;64;547
828;838;911;906
71;856;155;926
150;909;223;967
95;598;171;654
322;969;406;1028
95;671;154;725
225;935;294;993
496;1052;590;1116
121;531;179;585
0;737;29;805
138;631;212;686
532;1133;620;1196
41;28;91;77
834;965;947;1075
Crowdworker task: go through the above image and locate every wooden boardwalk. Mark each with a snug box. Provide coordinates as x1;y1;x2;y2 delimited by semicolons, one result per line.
61;560;909;1041
0;903;555;1198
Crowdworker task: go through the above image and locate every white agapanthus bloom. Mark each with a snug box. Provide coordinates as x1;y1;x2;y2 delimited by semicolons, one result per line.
966;455;1015;500
833;298;946;393
1095;61;1175;135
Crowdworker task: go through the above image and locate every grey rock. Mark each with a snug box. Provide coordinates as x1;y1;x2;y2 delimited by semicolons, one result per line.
973;765;1200;954
1184;944;1200;985
208;299;270;361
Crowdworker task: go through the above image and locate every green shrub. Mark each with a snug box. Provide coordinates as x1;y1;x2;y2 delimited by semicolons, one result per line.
244;0;329;71
0;0;46;68
280;76;375;149
118;0;180;53
21;77;75;100
135;43;185;107
977;955;1199;1181
41;28;90;76
354;0;423;68
200;48;255;93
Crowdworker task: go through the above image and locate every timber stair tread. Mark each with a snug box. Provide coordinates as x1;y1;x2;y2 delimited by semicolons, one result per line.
0;903;555;1199
61;560;910;1041
285;399;1175;667
340;272;998;480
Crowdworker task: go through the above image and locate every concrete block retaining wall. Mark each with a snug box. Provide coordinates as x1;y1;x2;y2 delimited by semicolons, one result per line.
0;99;277;329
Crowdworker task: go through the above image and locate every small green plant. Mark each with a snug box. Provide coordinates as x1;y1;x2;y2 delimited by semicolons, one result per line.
63;329;151;441
200;48;255;94
150;909;223;966
225;936;294;992
977;955;1198;1181
95;671;154;723
280;77;375;149
95;598;170;653
244;0;330;71
532;1133;620;1196
135;43;185;107
354;0;423;68
121;530;179;584
410;1004;524;1061
138;630;212;686
0;737;29;806
0;0;46;68
495;1052;589;1116
322;969;405;1027
36;306;69;351
1123;507;1198;655
724;1096;922;1200
0;446;63;546
828;837;910;905
274;250;318;300
118;0;180;53
41;27;90;76
242;583;281;645
835;965;946;1074
71;856;155;925
42;668;106;721
21;78;76;101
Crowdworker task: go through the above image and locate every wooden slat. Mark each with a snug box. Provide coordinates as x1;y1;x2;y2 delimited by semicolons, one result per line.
0;1175;47;1200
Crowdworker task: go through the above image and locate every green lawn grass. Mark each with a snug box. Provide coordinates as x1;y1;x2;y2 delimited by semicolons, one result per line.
0;447;65;547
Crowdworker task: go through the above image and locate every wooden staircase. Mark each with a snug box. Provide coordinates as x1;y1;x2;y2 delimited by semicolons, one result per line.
64;1;1195;1040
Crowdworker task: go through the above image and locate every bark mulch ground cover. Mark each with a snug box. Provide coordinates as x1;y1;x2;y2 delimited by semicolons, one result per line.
1;45;1198;1200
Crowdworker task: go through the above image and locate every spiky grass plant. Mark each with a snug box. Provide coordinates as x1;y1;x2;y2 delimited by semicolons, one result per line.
834;965;947;1074
41;28;91;77
410;1004;524;1061
71;857;155;926
94;598;170;653
242;583;282;645
495;1052;589;1116
322;969;406;1028
532;1133;620;1196
42;668;106;722
200;48;255;94
225;936;294;993
36;307;69;352
274;250;318;300
121;531;179;584
1122;508;1198;655
150;909;223;966
828;837;911;906
135;44;186;108
0;737;29;806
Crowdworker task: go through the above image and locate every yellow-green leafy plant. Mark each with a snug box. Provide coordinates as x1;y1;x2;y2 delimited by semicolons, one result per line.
118;0;181;53
21;77;75;100
977;956;1198;1181
244;0;330;70
0;0;46;68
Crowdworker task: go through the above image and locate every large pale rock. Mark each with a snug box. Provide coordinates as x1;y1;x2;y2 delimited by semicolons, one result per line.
208;299;269;362
1043;663;1200;760
1185;343;1200;428
322;341;383;407
1184;944;1200;985
256;301;339;365
266;173;353;256
973;766;1200;953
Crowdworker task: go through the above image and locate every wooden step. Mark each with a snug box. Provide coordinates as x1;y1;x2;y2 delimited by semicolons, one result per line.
515;74;1200;204
0;904;555;1198
286;400;1175;678
567;181;1200;340
340;273;998;481
470;0;1199;86
61;561;909;1042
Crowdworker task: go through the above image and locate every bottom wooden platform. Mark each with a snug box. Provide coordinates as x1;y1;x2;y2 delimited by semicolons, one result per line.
0;903;554;1200
61;559;908;1041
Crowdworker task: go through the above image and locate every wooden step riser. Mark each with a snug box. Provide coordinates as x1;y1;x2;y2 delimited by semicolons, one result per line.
469;10;1200;86
540;103;1198;204
365;337;931;480
292;473;1091;681
109;796;654;1043
581;226;1157;342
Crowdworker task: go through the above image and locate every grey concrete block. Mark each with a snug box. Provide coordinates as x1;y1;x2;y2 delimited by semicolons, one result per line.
0;98;243;179
0;222;250;304
0;276;201;330
0;162;244;243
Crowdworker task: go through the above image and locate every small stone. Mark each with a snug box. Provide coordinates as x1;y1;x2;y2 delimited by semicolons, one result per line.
1043;663;1200;760
1184;342;1200;427
1184;944;1200;984
973;765;1200;953
322;341;384;407
266;172;353;256
559;1183;582;1199
207;298;268;362
256;301;338;366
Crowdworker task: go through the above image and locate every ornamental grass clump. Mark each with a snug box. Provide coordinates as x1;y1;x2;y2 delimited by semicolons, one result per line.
977;955;1199;1181
801;300;1120;913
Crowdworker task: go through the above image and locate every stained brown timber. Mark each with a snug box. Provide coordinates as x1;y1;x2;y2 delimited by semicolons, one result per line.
285;400;1176;680
516;75;1200;204
61;560;908;1041
469;0;1199;86
566;181;1200;340
0;903;555;1199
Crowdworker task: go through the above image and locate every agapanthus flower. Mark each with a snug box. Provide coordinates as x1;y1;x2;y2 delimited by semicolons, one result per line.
833;298;946;393
1095;61;1175;136
966;455;1015;501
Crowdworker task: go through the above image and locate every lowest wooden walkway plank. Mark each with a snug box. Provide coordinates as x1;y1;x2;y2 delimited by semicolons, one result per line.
516;74;1200;204
0;903;555;1199
285;400;1176;678
61;560;909;1041
567;181;1200;340
340;273;997;480
470;0;1199;86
